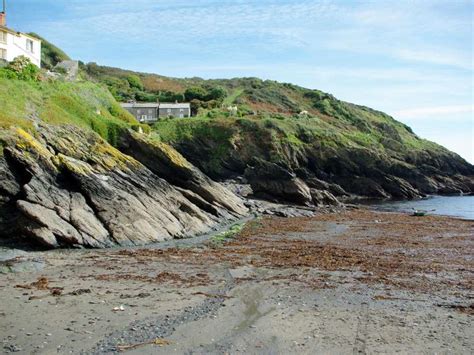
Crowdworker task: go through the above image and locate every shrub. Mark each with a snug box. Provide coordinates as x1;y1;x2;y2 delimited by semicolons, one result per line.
184;86;208;101
206;86;227;101
135;91;158;102
1;56;40;81
127;75;144;90
52;66;68;75
28;33;70;69
158;91;185;102
190;99;202;116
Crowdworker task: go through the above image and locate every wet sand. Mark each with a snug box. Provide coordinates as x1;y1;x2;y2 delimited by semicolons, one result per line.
0;209;473;354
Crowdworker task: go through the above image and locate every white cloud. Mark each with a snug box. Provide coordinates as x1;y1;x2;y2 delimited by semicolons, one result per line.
396;49;472;71
394;105;474;120
322;0;473;70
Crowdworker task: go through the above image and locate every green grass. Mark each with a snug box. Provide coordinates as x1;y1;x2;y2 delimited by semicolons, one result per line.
0;78;139;146
0;79;41;131
208;223;245;247
223;88;244;106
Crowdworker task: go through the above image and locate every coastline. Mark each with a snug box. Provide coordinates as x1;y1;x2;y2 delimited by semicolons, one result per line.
1;209;473;354
358;195;474;221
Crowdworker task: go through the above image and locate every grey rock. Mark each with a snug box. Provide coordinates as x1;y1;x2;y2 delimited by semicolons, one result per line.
0;124;247;249
310;189;340;206
245;159;313;205
17;200;82;247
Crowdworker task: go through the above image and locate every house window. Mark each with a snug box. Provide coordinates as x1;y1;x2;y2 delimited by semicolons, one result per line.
148;109;153;114
179;114;184;118
180;108;184;112
0;48;6;60
167;109;171;113
0;31;6;44
26;39;34;53
137;109;141;114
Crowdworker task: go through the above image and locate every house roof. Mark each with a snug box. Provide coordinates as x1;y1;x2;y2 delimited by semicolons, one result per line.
159;103;191;109
120;103;159;108
120;102;191;109
0;25;41;41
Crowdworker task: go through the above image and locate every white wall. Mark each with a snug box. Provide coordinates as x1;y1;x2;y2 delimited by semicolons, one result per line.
0;31;41;67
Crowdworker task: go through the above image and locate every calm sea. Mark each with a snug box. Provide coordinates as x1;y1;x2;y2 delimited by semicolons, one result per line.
367;195;474;220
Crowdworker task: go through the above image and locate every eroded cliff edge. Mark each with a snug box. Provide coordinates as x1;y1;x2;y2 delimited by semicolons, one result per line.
0;125;247;248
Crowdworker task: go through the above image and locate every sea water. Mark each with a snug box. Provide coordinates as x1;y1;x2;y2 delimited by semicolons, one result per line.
368;195;474;220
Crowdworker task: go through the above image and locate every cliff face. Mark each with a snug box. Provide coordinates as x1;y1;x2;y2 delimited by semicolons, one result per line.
153;116;474;203
1;62;473;249
0;78;247;249
0;125;246;249
78;62;473;202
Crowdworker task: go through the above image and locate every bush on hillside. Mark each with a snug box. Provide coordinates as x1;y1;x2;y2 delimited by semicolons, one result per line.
184;86;208;101
157;91;185;103
0;56;40;81
126;75;144;90
206;86;227;101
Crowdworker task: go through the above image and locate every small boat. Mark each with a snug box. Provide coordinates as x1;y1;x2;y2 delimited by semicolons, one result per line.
411;208;435;217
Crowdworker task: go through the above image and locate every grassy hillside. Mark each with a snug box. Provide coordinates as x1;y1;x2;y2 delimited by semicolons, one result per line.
0;77;143;150
1;47;471;200
80;63;451;153
76;63;473;184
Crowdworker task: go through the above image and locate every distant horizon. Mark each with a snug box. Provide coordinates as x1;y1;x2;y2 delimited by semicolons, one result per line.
7;0;474;163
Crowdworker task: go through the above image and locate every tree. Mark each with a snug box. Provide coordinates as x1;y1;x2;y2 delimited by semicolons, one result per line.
190;99;202;116
184;86;207;101
206;86;227;101
126;75;144;90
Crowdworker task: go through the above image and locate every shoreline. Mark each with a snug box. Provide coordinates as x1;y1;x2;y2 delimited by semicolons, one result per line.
1;209;473;354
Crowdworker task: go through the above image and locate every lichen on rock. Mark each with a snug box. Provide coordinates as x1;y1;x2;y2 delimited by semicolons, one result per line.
0;123;247;249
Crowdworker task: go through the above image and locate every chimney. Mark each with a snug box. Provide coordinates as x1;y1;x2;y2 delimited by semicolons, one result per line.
0;0;5;26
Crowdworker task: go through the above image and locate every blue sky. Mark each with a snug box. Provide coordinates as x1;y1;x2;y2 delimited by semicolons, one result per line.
6;0;474;163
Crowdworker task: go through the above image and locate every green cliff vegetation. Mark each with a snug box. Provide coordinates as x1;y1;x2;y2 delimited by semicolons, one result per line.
28;33;71;69
0;39;471;201
80;64;451;163
0;64;145;150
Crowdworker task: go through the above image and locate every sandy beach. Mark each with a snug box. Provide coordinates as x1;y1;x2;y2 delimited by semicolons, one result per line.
1;209;473;354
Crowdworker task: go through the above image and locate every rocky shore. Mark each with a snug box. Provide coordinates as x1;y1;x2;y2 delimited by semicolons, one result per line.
0;125;247;249
1;209;472;354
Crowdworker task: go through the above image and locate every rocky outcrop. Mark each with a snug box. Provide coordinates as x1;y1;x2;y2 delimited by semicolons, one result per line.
244;159;312;204
0;125;247;249
310;189;340;206
164;122;474;204
244;159;339;206
117;131;246;217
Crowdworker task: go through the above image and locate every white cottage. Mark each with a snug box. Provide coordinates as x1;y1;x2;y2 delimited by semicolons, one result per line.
0;2;41;67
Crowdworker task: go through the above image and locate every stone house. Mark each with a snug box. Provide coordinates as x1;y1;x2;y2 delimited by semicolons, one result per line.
120;102;191;123
158;103;191;119
0;2;41;67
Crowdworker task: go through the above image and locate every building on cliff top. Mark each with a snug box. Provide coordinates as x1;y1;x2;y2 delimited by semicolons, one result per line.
0;0;41;67
121;102;191;123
